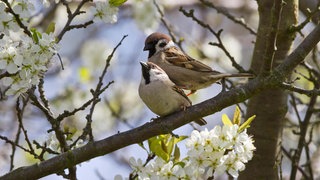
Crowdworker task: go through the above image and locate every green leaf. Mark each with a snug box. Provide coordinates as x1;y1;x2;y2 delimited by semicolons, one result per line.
149;138;169;162
239;115;256;132
161;138;168;154
233;106;241;125
174;135;188;143
138;142;148;152
174;161;186;168
148;136;157;151
173;145;180;162
30;28;41;44
222;114;233;126
166;136;174;156
165;134;187;157
45;22;56;34
109;0;127;7
147;134;186;162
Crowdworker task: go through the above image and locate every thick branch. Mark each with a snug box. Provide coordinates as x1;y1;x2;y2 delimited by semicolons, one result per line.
275;24;320;80
261;0;283;73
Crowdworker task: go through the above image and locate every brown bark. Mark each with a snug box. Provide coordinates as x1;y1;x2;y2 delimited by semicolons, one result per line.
240;0;298;179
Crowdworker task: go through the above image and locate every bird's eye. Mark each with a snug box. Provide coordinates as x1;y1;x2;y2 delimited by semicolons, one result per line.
159;41;167;48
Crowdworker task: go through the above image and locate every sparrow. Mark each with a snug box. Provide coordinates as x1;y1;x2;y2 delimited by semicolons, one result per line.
138;61;207;126
143;32;253;95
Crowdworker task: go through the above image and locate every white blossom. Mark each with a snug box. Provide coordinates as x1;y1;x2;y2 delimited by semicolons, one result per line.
0;46;22;74
129;157;144;172
0;3;15;35
12;0;35;18
92;1;118;24
129;124;255;179
0;32;59;97
46;132;60;152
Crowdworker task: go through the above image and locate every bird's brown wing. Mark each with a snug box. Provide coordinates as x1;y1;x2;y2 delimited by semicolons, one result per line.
172;85;192;105
164;47;214;72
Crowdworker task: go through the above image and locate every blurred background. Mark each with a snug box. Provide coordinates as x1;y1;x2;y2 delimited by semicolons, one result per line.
1;0;317;179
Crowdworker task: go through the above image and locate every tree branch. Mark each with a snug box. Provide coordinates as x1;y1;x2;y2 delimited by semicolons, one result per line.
179;7;249;73
57;0;92;42
275;24;320;80
153;0;184;50
199;0;257;35
299;0;320;25
280;83;320;96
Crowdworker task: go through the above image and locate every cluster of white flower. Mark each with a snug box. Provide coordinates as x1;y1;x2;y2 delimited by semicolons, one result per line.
128;125;255;179
12;0;35;18
0;2;19;34
0;32;58;96
128;157;187;180
1;0;121;97
186;125;255;178
91;1;119;24
0;1;59;97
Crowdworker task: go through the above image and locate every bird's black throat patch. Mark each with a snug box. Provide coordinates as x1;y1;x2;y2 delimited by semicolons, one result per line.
148;47;156;58
142;67;151;85
146;40;158;58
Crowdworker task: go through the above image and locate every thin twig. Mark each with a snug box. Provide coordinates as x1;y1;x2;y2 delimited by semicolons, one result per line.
304;125;314;179
281;146;310;179
289;94;303;136
57;53;65;70
281;83;320;97
179;7;249;73
311;47;320;72
0;72;16;79
33;141;60;155
290;2;320;33
83;35;128;142
57;0;93;41
104;98;135;129
199;0;257;35
10;123;21;171
38;78;53;116
153;0;184;50
0;135;30;152
290;85;319;179
16;97;37;155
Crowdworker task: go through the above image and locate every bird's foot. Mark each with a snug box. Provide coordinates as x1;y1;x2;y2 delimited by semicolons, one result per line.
186;90;196;96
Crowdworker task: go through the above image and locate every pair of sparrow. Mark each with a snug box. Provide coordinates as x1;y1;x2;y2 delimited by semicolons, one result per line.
139;32;252;125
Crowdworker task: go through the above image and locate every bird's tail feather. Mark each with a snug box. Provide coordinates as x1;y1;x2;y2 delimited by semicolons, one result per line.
211;73;254;79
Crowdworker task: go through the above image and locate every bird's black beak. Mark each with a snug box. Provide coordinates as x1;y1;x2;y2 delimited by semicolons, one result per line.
140;61;149;70
143;43;152;51
140;62;151;84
